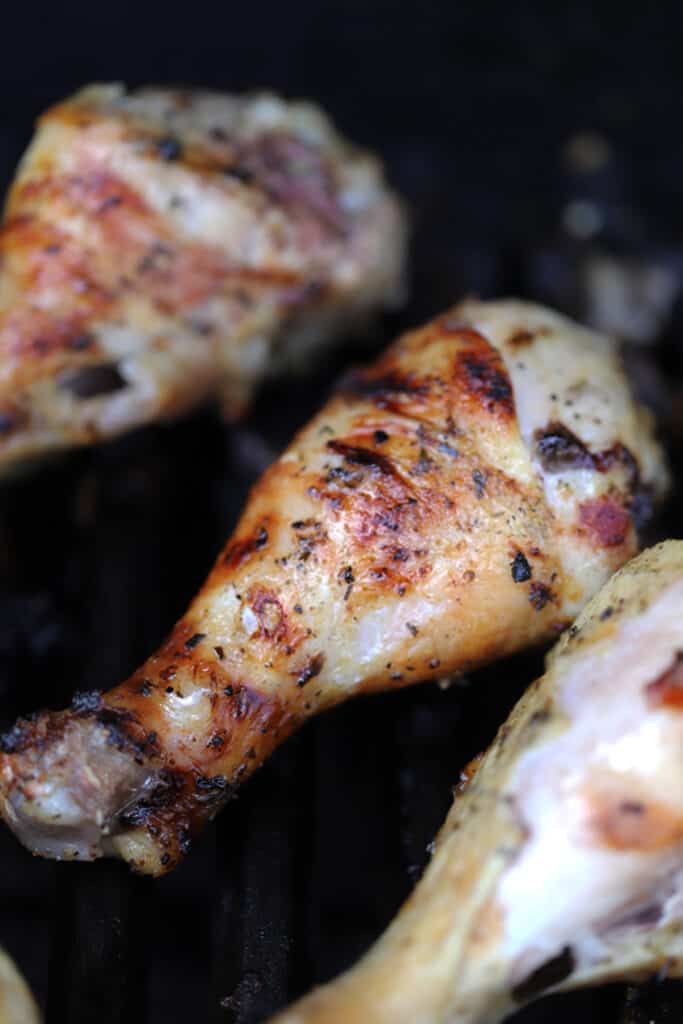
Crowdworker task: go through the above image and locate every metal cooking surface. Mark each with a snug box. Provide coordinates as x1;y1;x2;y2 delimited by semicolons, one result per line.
1;7;683;1019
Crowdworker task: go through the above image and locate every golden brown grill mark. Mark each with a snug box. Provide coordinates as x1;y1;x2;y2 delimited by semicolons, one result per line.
222;522;270;570
8;167;309;342
326;438;405;479
338;367;431;409
452;332;514;419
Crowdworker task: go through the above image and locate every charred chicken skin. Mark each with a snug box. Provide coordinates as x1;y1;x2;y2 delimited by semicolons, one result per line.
0;83;406;475
271;540;683;1024
0;300;668;874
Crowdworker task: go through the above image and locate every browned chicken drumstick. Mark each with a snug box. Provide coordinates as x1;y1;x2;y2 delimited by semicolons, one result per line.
271;540;683;1024
0;83;406;475
0;299;668;874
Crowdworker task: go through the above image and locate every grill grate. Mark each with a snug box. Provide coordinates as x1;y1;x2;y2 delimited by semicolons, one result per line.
1;347;681;1024
1;127;683;1024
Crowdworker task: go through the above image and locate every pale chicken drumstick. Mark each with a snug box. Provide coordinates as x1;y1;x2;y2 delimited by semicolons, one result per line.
0;83;406;475
0;299;668;874
271;540;683;1024
0;947;40;1024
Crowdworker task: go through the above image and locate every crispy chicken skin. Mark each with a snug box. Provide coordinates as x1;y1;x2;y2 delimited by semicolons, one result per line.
0;83;406;474
271;540;683;1024
0;300;668;874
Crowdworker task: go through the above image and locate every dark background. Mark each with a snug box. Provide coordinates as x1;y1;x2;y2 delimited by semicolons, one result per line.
0;3;682;1022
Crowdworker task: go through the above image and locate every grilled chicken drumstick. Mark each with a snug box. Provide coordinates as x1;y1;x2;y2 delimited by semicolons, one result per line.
0;83;406;475
0;300;668;874
271;540;683;1024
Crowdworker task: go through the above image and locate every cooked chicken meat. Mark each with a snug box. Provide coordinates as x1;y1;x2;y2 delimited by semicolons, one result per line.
270;540;683;1024
0;947;40;1024
0;83;406;475
0;300;668;874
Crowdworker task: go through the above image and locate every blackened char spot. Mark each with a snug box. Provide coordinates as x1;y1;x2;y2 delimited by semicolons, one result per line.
118;769;183;827
69;333;94;351
184;633;206;650
338;368;429;404
512;946;576;1003
327;440;401;478
195;774;229;792
529;582;553;611
223;523;270;569
0;411;19;436
0;718;35;755
472;469;487;498
156;137;183;161
629;484;656;534
71;690;103;714
58;363;127;399
230;685;266;721
95;707;140;753
294;653;325;688
535;423;594;471
536;423;640;482
223;163;254;184
511;552;532;583
456;346;514;416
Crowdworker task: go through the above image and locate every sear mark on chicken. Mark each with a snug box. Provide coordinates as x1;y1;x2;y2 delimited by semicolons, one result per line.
0;83;407;476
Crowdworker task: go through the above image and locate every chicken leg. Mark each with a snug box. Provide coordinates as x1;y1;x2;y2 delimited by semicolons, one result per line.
0;299;669;874
0;83;406;476
270;539;683;1024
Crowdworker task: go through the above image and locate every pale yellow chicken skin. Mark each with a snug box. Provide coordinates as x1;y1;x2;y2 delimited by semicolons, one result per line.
0;83;406;474
271;540;683;1024
0;300;668;874
0;948;40;1024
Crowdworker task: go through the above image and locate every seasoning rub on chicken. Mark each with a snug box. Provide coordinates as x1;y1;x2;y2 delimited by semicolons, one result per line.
271;540;683;1024
0;300;668;874
0;83;406;475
